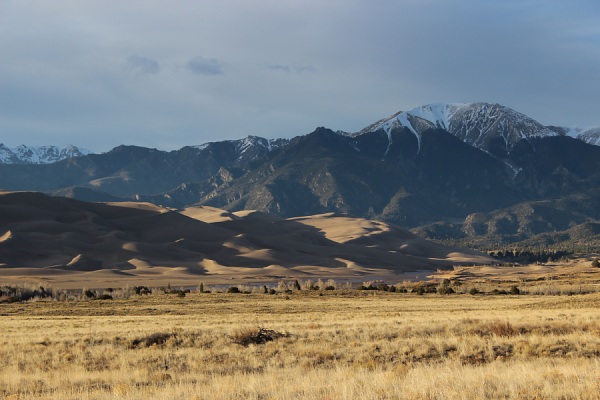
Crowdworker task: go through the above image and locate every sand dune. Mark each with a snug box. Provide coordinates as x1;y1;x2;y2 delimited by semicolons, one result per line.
180;205;239;223
0;191;493;288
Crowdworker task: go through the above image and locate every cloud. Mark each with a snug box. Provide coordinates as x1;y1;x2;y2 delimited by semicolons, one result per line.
268;64;292;73
268;64;316;74
2;0;600;151
186;57;224;76
126;55;160;75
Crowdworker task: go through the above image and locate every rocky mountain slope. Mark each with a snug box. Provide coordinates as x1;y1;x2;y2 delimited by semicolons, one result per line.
1;102;599;249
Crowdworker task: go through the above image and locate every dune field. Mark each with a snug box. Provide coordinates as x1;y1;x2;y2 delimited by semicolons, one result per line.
0;191;492;289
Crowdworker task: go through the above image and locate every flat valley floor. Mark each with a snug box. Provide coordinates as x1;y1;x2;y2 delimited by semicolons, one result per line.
1;290;599;399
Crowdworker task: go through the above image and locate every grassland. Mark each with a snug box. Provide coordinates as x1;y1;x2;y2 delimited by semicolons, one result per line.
1;288;599;399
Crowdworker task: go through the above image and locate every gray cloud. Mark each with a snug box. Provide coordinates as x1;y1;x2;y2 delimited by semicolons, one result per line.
268;64;316;73
186;57;224;76
1;0;600;151
126;55;160;75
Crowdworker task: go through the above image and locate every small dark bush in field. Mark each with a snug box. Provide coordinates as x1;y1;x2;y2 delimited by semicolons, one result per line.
227;286;241;294
510;286;520;295
415;287;425;295
377;284;389;291
387;285;397;292
268;289;277;295
469;288;479;295
491;289;508;295
134;286;151;295
84;290;96;299
592;259;600;268
438;286;455;295
230;327;288;347
131;332;176;348
96;294;113;300
324;285;336;291
358;285;376;290
489;321;517;337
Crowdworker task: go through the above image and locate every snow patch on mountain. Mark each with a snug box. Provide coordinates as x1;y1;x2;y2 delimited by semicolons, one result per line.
556;126;600;146
0;144;92;164
191;135;289;162
577;126;600;146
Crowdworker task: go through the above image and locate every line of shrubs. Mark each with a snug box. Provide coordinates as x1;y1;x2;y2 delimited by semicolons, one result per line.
0;285;54;303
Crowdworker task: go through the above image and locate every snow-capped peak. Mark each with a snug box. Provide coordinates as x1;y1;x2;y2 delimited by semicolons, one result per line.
234;135;272;154
0;144;92;164
192;135;287;154
358;102;559;156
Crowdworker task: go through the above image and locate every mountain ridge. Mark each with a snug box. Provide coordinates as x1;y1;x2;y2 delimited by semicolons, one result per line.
2;102;600;250
1;102;599;166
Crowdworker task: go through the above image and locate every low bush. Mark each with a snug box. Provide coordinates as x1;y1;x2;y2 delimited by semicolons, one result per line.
438;287;455;295
131;332;177;348
133;286;151;295
230;327;289;347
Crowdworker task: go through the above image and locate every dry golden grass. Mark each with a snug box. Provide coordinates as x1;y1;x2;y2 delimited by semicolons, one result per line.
0;291;599;399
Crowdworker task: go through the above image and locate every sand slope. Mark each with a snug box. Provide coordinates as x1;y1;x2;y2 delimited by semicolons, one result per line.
0;191;493;287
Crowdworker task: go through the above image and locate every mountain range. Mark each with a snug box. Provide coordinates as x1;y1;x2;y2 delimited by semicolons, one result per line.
0;144;91;164
2;102;600;249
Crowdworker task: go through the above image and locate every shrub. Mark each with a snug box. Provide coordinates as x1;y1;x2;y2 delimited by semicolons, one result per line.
84;290;96;299
489;321;517;337
133;286;151;295
376;284;390;291
227;286;241;294
131;332;176;348
96;294;113;300
592;259;600;268
469;288;479;295
324;285;335;291
230;327;288;347
438;286;455;295
510;286;520;295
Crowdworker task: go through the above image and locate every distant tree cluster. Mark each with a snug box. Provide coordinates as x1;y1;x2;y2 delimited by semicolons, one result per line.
488;249;571;264
0;285;54;303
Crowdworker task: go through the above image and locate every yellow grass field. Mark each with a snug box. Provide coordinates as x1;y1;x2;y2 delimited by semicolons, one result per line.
1;290;599;399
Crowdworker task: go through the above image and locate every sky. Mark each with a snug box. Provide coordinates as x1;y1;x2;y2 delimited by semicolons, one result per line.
1;0;599;152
